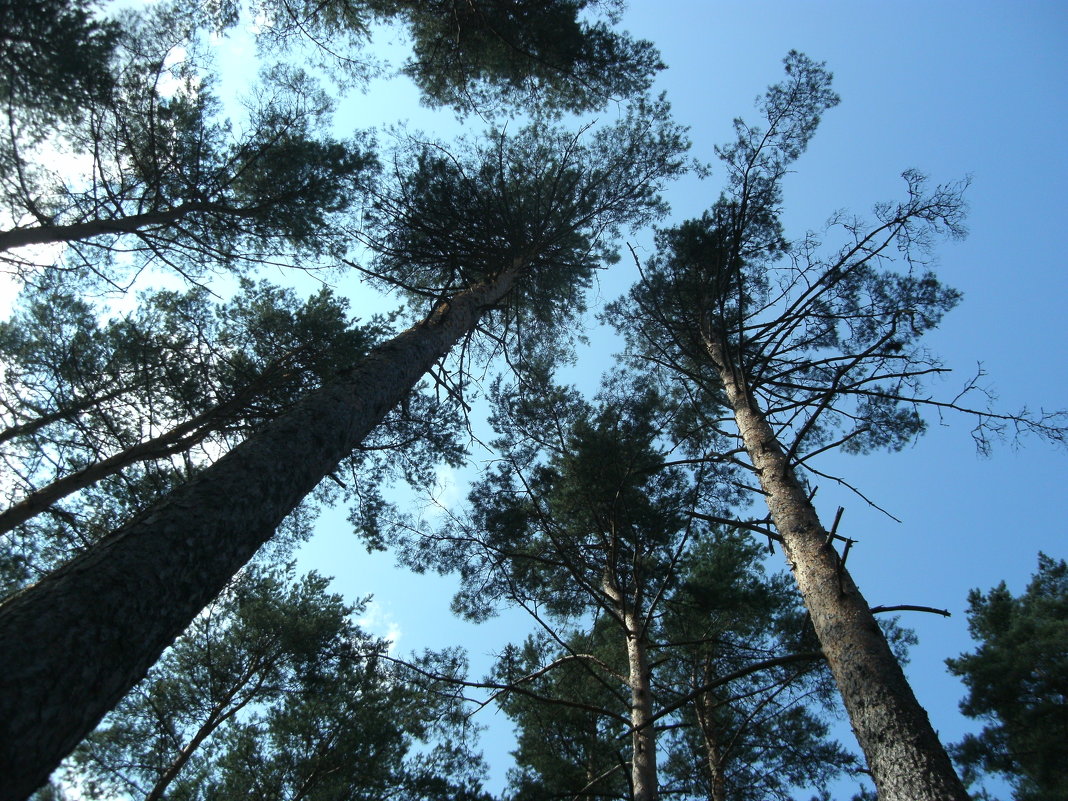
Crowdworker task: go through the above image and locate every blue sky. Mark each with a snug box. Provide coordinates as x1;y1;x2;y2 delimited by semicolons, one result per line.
280;2;1068;796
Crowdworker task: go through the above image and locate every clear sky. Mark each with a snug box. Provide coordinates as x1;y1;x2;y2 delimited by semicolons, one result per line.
280;2;1068;796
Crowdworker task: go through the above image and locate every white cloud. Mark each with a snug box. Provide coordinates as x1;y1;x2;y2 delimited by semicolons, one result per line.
355;599;402;653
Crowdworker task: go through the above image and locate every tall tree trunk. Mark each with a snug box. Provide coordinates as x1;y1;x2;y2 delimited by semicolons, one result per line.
706;341;968;801
625;612;657;801
693;669;727;801
0;266;520;801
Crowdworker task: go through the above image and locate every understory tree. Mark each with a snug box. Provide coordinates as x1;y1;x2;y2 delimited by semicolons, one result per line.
947;553;1068;801
611;51;1066;801
401;373;863;801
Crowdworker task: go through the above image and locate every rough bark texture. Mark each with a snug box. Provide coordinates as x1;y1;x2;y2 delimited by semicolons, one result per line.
0;269;518;801
708;342;969;801
694;677;727;801
625;612;657;801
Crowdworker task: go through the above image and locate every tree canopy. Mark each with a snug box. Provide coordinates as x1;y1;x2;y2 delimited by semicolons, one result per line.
607;51;1023;801
0;4;1064;801
0;2;684;796
398;372;866;801
947;554;1068;801
53;561;490;801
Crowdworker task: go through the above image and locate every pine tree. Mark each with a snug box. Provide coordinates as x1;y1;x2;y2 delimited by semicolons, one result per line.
0;276;424;590
402;372;861;801
610;51;1063;800
1;0;661;278
0;104;688;799
59;561;490;801
947;554;1068;801
0;2;374;278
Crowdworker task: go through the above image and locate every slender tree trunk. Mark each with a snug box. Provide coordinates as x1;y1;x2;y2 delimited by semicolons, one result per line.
0;266;520;801
706;341;968;801
624;611;657;801
143;666;267;801
693;671;727;801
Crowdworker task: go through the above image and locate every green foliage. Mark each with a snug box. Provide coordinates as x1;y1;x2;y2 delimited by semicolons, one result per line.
0;276;466;592
199;0;661;112
947;554;1068;801
64;561;489;800
1;0;668;283
486;530;863;801
385;0;663;115
402;375;692;622
611;52;972;474
494;627;634;801
0;5;375;278
657;533;861;801
400;370;861;800
0;0;119;134
364;97;687;358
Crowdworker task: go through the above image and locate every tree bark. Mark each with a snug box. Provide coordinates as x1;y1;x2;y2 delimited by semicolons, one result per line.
707;341;969;801
625;612;657;801
0;203;250;251
0;393;234;537
0;266;520;801
693;670;727;801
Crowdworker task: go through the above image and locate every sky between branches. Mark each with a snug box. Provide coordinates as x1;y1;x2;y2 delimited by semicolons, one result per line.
8;1;1059;797
278;3;1068;796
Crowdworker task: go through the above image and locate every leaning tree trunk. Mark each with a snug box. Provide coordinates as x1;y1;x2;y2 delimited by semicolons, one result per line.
0;266;520;801
706;341;969;801
0;202;247;251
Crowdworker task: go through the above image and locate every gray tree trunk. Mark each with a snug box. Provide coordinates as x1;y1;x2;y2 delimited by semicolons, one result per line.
707;341;969;801
0;268;519;801
625;612;657;801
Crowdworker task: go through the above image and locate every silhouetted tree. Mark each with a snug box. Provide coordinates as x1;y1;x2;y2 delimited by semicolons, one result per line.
947;553;1068;801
